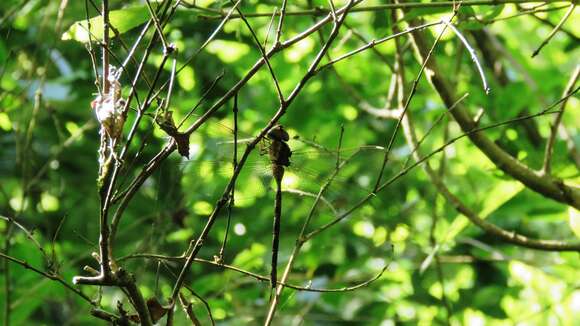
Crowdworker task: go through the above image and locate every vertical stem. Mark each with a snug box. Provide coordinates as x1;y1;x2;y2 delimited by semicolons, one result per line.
99;0;111;278
542;64;580;174
335;125;344;169
102;0;110;95
122;278;153;326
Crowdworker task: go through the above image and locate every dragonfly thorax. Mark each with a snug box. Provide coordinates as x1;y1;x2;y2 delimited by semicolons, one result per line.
267;125;292;167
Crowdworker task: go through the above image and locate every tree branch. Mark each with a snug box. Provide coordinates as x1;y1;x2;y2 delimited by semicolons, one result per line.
181;1;576;20
407;21;580;209
542;64;580;174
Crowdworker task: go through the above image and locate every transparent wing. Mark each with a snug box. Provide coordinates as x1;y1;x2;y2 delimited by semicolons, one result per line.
180;122;390;216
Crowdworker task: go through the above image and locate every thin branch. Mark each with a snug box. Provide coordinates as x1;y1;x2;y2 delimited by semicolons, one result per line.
91;309;120;323
372;10;455;193
0;252;94;304
174;0;243;79
274;0;288;45
86;0;156;87
177;72;224;130
180;1;576;20
402;93;469;170
316;21;442;73
158;260;215;326
232;2;285;103
305;94;576;240
407;22;580;209
531;3;576;57
441;18;490;94
170;0;360;309
117;269;153;326
0;215;49;262
542;64;580;175
145;0;169;50
478;4;569;24
528;10;580;44
178;292;202;326
283;188;338;216
343;21;396;72
120;254;389;293
393;14;580;253
101;0;110;95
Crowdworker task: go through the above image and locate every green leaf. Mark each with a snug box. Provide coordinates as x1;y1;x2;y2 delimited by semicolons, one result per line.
206;40;251;63
569;207;580;238
460;21;486;30
473;286;509;318
400;7;450;22
445;180;524;241
232;243;266;270
178;65;196;91
460;6;477;17
62;5;149;43
482;4;505;20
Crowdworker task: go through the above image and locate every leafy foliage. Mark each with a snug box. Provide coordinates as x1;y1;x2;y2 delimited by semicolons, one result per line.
1;0;579;325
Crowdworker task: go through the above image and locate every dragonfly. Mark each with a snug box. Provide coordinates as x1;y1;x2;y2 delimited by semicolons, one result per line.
178;120;389;288
265;125;291;289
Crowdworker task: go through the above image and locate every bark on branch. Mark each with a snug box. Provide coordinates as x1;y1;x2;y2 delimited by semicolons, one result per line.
407;25;580;209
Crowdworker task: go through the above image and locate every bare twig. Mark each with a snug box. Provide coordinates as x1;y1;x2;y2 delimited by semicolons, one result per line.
531;3;576;57
120;253;389;293
305;95;576;240
180;1;576;20
274;0;288;45
441;18;490;94
528;10;580;44
145;0;169;50
372;10;456;192
165;1;360;321
316;21;442;73
174;0;242;80
399;95;580;250
0;215;49;261
542;64;580;175
118;269;153;326
402;93;469;170
407;22;580;209
178;292;202;326
232;2;285;103
0;252;94;303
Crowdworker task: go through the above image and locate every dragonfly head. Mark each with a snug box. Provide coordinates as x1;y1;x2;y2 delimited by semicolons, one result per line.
267;125;289;142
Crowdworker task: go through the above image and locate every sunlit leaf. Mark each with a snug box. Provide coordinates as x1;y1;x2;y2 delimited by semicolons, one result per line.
445;181;524;241
62;5;149;43
569;207;580;238
206;40;251;63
